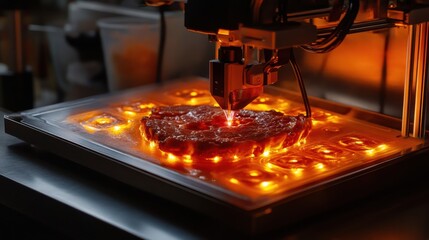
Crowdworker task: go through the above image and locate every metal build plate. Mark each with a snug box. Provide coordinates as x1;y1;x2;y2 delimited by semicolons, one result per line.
4;78;427;234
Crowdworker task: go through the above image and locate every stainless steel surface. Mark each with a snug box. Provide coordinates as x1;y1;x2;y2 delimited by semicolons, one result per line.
412;22;429;138
4;78;429;233
2;110;429;239
0;111;202;240
402;25;416;137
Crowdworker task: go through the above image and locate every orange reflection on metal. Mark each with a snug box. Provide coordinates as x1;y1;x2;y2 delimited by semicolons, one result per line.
229;178;240;184
118;102;157;117
80;113;131;135
290;168;304;177
259;181;277;191
170;89;213;105
365;144;388;156
338;134;381;151
167;153;178;163
72;85;404;198
314;162;326;171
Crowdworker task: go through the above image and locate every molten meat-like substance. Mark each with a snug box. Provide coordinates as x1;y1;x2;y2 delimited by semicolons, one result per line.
140;105;311;166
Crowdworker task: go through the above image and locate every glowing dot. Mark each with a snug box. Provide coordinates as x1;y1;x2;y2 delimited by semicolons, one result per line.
113;125;121;132
229;178;239;184
314;163;325;170
289;159;298;163
183;155;193;164
377;144;388;150
262;150;270;157
260;181;272;188
149;141;156;149
233;155;239;160
123;111;136;117
167;154;177;163
190;91;198;97
322;148;332;154
291;168;304;176
96;117;112;124
189;98;197;105
213;156;221;163
365;149;375;156
265;163;274;169
249;170;260;177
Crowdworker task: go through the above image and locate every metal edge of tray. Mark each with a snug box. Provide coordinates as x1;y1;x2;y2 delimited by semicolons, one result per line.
3;113;258;232
5;112;429;235
4;81;429;234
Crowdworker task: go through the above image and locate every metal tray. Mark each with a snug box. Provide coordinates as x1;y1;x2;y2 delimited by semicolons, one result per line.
4;78;429;234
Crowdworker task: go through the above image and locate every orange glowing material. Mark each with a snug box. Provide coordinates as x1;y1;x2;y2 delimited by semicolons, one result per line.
170;89;213;105
140;105;311;168
118;102;157;116
249;170;260;177
263;155;314;172
212;156;221;164
149;141;156;149
262;150;271;157
80;113;131;134
338;135;381;151
167;153;178;163
229;178;240;184
259;181;276;191
291;168;304;177
183;155;193;164
365;144;388;156
247;97;290;112
314;163;326;171
218;165;283;193
307;144;349;160
223;110;236;127
69;83;416;199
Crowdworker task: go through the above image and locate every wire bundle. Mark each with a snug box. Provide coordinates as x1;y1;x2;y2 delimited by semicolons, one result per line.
301;0;360;53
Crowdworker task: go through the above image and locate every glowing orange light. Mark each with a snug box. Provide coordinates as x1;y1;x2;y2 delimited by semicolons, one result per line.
118;102;156;116
81;113;130;134
249;170;260;177
321;148;332;154
212;156;221;163
365;144;389;156
314;162;325;171
223;110;235;127
183;155;193;164
67;85;405;199
229;178;239;184
167;154;178;163
259;181;272;188
262;150;270;157
123;111;137;117
291;168;304;177
265;162;274;169
96;117;113;124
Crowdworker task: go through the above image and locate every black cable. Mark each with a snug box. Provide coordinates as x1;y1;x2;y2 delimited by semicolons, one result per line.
156;5;167;84
289;49;312;118
301;0;359;53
